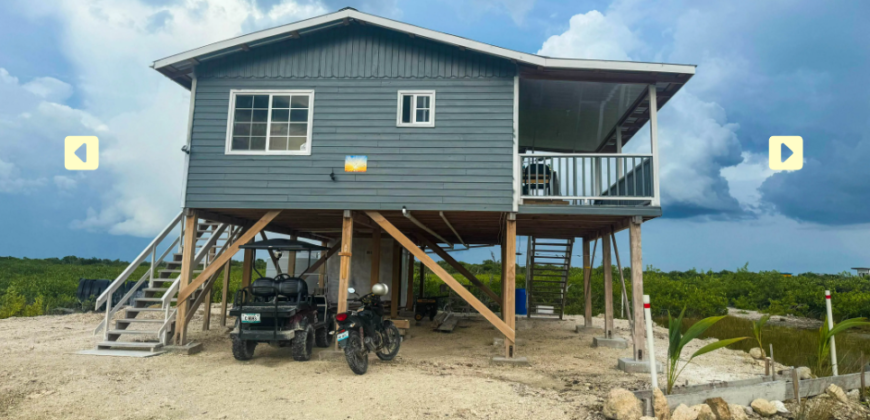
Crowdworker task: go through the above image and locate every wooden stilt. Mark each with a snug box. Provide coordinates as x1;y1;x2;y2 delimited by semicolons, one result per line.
220;259;231;327
370;226;381;287
202;283;213;331
405;251;415;310
503;214;517;357
602;230;614;338
583;238;592;328
366;211;514;341
391;240;401;318
630;217;646;360
241;249;254;289
337;210;354;315
287;235;297;276
175;211;198;345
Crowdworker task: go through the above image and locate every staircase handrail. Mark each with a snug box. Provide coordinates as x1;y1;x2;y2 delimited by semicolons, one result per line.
94;211;183;309
92;233;181;335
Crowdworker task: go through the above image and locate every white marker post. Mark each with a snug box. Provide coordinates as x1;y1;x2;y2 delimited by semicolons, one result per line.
643;295;658;390
825;290;838;376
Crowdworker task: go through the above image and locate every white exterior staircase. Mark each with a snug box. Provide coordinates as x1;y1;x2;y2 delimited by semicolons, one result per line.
92;212;241;353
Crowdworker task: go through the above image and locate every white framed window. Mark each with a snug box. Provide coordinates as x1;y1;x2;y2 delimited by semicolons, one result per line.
225;90;314;155
396;90;435;127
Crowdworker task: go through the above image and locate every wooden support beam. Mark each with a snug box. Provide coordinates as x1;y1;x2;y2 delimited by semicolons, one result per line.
241;248;254;289
602;230;614;338
337;210;354;316
287;235;297;276
371;226;381;287
300;242;340;277
203;283;213;331
503;214;517;358
187;266;224;327
417;235;502;307
180;211;280;303
175;211;198;345
220;260;231;327
405;251;415;310
630;217;647;360
583;238;592;328
391;240;401;318
366;211;515;341
318;241;328;290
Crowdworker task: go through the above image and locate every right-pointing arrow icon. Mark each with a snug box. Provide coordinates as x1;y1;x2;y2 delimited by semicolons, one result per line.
769;136;803;170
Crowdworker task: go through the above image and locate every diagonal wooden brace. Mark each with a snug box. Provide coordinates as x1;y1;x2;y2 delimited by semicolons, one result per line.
178;210;281;303
299;242;340;276
366;211;514;341
417;234;502;307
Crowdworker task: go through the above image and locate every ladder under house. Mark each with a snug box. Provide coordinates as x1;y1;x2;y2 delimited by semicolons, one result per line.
525;237;574;319
92;212;242;352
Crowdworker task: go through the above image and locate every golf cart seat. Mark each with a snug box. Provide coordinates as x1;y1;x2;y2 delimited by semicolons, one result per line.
251;277;278;297
275;276;308;301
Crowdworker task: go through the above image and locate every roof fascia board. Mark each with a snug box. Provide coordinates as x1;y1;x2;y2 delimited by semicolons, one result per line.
152;9;696;77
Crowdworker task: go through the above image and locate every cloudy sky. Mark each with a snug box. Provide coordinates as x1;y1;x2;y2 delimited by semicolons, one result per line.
1;0;868;273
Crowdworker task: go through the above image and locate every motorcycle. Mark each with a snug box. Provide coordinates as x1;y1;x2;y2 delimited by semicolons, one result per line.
334;283;401;375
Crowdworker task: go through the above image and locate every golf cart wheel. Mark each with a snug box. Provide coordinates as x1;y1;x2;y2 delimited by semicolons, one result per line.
376;323;402;361
232;335;257;361
291;324;315;361
414;313;423;321
315;322;334;348
343;330;369;375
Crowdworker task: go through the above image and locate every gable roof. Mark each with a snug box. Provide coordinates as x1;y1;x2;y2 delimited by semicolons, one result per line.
152;7;695;89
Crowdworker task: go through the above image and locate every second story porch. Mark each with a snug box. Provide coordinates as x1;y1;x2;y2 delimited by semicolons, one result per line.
513;66;692;215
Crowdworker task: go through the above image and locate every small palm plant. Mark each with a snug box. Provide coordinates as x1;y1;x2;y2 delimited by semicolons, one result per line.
815;316;870;376
666;309;749;394
753;314;771;358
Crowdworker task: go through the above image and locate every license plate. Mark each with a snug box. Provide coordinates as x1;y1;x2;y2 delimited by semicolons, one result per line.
241;313;260;323
337;331;349;341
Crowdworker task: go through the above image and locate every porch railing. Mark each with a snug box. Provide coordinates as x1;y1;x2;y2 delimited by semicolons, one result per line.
519;153;655;205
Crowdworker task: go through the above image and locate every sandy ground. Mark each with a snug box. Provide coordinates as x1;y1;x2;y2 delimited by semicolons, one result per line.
0;309;773;420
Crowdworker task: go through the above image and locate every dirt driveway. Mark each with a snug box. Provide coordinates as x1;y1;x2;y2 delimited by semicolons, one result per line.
0;310;763;420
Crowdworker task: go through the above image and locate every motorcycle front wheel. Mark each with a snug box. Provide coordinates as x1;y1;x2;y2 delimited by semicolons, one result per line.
376;323;401;361
343;330;369;375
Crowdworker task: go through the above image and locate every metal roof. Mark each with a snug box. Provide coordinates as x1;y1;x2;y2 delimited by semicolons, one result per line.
152;7;696;89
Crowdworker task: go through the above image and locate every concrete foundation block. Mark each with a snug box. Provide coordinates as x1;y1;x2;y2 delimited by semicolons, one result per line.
592;336;628;349
490;356;531;366
163;342;203;355
618;357;663;373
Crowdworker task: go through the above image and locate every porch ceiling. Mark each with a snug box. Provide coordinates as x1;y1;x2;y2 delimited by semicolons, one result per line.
197;208;654;245
519;65;690;154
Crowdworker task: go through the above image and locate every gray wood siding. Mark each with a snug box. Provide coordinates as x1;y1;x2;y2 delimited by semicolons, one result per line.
187;25;516;211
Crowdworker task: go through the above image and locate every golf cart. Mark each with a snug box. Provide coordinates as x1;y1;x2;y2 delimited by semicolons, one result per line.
229;239;334;361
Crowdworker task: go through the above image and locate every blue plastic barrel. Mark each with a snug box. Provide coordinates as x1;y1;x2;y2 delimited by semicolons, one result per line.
515;288;527;315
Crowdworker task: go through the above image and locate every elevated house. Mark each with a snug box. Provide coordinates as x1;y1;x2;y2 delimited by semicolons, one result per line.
91;8;694;362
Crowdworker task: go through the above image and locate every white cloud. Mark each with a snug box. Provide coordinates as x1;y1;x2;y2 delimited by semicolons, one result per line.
15;0;327;237
537;10;639;60
0;157;46;193
22;77;74;103
53;174;77;190
720;151;775;211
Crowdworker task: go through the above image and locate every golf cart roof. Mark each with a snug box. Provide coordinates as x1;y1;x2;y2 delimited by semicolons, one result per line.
240;239;329;251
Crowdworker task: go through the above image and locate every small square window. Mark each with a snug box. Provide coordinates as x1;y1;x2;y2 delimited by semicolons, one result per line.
397;91;435;127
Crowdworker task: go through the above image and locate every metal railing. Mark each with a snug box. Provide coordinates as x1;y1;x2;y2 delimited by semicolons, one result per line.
519;153;655;205
93;212;183;336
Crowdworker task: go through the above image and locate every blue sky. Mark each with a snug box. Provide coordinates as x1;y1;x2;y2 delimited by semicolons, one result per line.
1;0;868;273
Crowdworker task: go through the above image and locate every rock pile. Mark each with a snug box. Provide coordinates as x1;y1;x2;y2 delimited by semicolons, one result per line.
601;382;869;420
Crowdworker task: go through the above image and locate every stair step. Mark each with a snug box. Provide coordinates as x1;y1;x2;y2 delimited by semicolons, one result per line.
135;297;175;303
116;319;164;324
530;280;566;284
97;341;163;350
108;329;159;335
143;288;169;293
534;243;572;247
125;307;165;313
